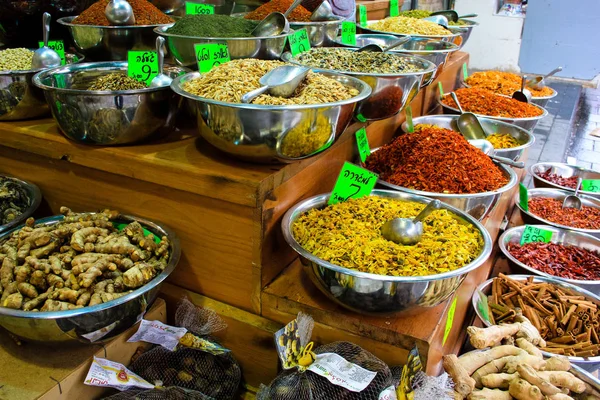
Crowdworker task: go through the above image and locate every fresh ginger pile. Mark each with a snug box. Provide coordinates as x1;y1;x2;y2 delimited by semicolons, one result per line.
444;313;600;400
0;207;170;311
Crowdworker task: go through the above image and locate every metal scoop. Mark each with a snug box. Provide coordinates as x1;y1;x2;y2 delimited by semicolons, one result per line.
512;75;531;103
381;200;441;245
310;1;335;21
527;66;562;90
562;177;583;210
423;15;449;29
150;37;172;88
451;92;487;141
31;13;62;70
105;0;135;25
241;65;309;103
357;36;411;53
251;0;302;36
430;10;478;22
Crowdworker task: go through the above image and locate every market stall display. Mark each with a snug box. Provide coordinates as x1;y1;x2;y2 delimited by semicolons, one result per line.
288;18;345;48
530;162;600;199
0;176;42;234
366;16;454;37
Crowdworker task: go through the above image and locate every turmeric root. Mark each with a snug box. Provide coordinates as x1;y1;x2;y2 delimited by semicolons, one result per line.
51;288;80;303
17;242;30;262
516;364;561;396
17;282;38;298
23;292;49;311
1;282;17;303
29;239;58;259
467;388;511;400
458;346;524;375
508;378;542;400
41;299;79;311
14;265;30;283
77;290;92;306
2;292;23;309
123;264;155;288
1;255;15;288
516;337;543;359
468;324;521;349
480;373;518;390
29;270;48;290
535;371;586;393
100;292;127;303
94;236;136;255
443;354;476;396
71;227;109;251
48;255;63;275
543;356;570;372
46;273;64;289
89;293;102;306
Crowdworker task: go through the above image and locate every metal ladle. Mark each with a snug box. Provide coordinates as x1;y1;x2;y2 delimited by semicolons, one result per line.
31;13;62;70
241;65;309;103
430;10;478;22
512;75;532;103
150;37;172;88
528;66;562;90
562;177;583;210
423;15;449;29
357;36;412;53
310;1;336;21
250;0;302;37
381;200;441;245
105;0;135;26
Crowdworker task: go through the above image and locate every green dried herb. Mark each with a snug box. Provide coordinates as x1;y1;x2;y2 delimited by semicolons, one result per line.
166;15;258;38
87;73;147;91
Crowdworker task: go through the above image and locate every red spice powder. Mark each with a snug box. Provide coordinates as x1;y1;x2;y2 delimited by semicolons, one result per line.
528;197;600;230
73;0;173;26
245;0;312;22
442;87;544;118
537;169;579;189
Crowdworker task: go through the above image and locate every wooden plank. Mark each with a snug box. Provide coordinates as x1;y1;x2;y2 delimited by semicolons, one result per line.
421;51;469;116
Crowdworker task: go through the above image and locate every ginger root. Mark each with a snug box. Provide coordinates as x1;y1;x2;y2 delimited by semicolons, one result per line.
508;378;542;400
472;356;516;388
467;388;511;400
443;354;476;396
542;356;570;372
458;346;524;375
480;373;518;390
468;324;521;349
514;312;546;347
535;371;586;394
516;364;561;396
515;338;543;359
504;353;546;374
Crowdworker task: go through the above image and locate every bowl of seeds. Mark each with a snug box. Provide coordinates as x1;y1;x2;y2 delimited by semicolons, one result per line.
359;16;462;42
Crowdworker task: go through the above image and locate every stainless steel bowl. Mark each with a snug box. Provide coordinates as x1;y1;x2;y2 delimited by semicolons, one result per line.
400;114;535;161
0;175;42;234
447;19;478;49
33;62;187;145
499;225;600;286
0;52;83;121
0;214;181;343
58;16;173;61
531;162;600;199
514;188;600;238
289;18;344;48
473;274;600;364
171;70;371;163
358;23;462;43
281;189;493;315
463;81;558;109
283;50;437;121
155;24;290;69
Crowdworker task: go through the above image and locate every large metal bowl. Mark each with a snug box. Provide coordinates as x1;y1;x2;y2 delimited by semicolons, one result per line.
515;187;600;238
473;274;600;364
32;62;186;145
447;19;478;49
0;214;181;343
358;22;461;43
155;24;290;69
499;225;600;286
463;81;558;109
283;50;436;121
171;70;371;163
400;114;535;161
281;189;493;315
531;162;600;199
0;175;42;234
289;18;344;48
0;52;83;121
149;0;235;15
58;16;172;61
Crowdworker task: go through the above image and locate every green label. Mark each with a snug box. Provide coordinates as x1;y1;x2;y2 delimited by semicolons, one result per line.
38;40;66;65
438;81;444;97
127;51;158;85
356;113;367;122
389;0;399;16
520;225;553;245
195;43;230;74
519;182;528;212
358;5;368;26
329;162;378;205
356;128;370;163
582;179;600;193
185;2;214;14
288;29;311;57
406;105;414;133
463;63;468;80
442;297;457;346
476;291;490;324
341;21;356;46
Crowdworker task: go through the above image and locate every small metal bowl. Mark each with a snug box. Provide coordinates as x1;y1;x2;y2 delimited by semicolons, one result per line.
289;18;344;48
400;114;535;161
282;189;493;315
446;19;478;49
499;225;600;286
155;24;291;69
283;50;437;121
32;61;187;145
473;274;600;364
0;52;83;121
58;16;173;61
0;175;42;234
0;214;181;343
514;188;600;238
531;162;600;199
171;70;371;163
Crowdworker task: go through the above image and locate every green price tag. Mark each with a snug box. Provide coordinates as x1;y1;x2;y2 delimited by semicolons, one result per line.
438;81;444;97
463;62;468;80
195;43;230;74
356;128;370;163
38;40;66;65
405;105;414;133
358;5;368;26
185;2;214;14
329;162;378;205
341;22;356;46
582;179;600;192
519;182;528;212
127;51;159;85
442;297;457;346
356;113;367;122
476;291;490;324
288;29;311;57
389;0;399;16
520;225;553;245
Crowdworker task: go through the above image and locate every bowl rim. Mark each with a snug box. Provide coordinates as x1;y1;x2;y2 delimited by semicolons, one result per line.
530;161;600;196
57;15;173;29
282;189;493;283
288;17;345;26
447;19;479;29
0;51;85;76
153;23;291;40
0;175;42;234
171;69;372;110
332;34;460;54
438;92;549;121
498;224;600;285
361;23;461;39
462;80;558;100
0;213;181;319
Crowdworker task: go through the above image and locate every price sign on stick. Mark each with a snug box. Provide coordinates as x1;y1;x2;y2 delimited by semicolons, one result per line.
195;43;230;74
520;225;553;245
38;40;66;65
438;82;444;97
329;162;378;205
582;179;600;193
389;0;399;16
355;128;370;163
463;63;468;80
127;51;159;85
358;5;368;26
288;29;311;56
341;22;356;45
405;105;414;133
519;183;528;212
185;2;214;14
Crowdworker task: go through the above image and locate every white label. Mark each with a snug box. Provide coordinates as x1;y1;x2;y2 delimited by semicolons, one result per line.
84;357;154;391
82;321;118;342
307;352;377;392
127;319;188;351
379;385;398;400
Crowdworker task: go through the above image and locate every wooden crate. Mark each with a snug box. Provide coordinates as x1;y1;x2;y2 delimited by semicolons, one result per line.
356;0;404;20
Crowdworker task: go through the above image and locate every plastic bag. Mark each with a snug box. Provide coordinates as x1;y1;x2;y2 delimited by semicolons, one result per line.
102;386;212;400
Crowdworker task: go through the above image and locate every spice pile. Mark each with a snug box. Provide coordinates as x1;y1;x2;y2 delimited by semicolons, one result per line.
365;126;508;194
0;177;29;225
182;59;359;105
166;15;257;37
368;16;452;36
0;48;34;71
486;133;521;149
442;88;544;118
398;9;468;25
245;0;312;22
466;70;555;98
73;0;173;26
507;242;600;281
291;48;424;74
536;169;579;189
280;114;331;158
528;197;600;230
88;73;147;91
292;196;484;276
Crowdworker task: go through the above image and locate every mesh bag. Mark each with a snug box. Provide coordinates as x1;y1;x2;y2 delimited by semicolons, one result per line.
102;387;212;400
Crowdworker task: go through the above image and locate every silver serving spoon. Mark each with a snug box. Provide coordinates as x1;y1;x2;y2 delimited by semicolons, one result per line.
512;75;532;103
310;1;335;21
488;154;525;168
251;0;302;37
31;13;62;70
105;0;135;26
241;65;309;103
430;10;478;22
357;36;411;53
423;15;449;29
562;177;583;210
150;37;172;88
451;92;487;141
381;200;441;245
527;66;562;90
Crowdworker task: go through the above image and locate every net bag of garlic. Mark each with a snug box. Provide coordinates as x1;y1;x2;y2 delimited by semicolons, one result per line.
257;312;396;400
103;386;212;400
128;298;242;400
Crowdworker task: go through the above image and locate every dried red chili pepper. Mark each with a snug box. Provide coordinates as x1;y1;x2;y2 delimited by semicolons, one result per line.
442;88;544;118
537;169;579;189
508;242;600;280
245;0;312;22
73;0;173;26
528;197;600;230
